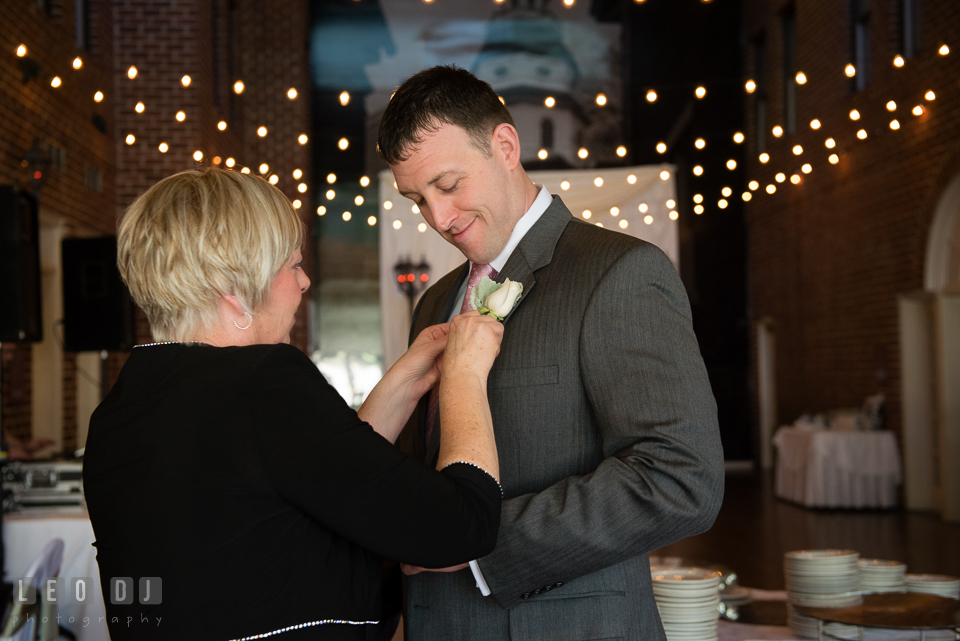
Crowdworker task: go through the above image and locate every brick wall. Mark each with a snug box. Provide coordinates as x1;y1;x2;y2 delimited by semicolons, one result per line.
742;0;960;443
2;0;314;444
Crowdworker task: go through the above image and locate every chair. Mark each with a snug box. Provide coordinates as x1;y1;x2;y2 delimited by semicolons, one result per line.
1;538;65;641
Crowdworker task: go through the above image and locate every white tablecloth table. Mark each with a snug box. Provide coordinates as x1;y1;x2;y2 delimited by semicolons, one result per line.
3;507;108;641
773;427;902;508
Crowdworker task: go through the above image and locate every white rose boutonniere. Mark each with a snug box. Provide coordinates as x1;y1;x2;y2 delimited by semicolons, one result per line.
470;276;523;321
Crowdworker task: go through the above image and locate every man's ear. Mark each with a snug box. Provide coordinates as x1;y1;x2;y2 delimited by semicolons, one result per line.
492;123;522;170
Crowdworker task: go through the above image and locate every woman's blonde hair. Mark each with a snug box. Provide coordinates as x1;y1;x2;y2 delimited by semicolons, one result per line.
117;168;304;342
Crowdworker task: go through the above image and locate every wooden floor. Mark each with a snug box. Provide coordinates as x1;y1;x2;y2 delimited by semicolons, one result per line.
653;470;960;591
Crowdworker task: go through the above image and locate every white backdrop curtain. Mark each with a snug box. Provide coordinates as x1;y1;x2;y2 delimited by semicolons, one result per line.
378;164;678;369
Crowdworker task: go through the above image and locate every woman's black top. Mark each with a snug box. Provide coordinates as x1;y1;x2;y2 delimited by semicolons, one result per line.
82;343;500;641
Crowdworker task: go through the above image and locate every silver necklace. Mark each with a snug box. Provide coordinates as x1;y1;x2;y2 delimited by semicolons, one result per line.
133;341;211;348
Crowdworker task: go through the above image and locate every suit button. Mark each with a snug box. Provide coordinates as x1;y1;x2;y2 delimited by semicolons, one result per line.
533;588;542;596
556;582;563;587
521;592;531;600
543;585;552;592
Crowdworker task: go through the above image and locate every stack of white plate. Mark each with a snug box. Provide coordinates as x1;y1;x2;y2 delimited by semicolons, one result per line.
651;567;721;641
784;550;861;639
786;604;859;639
858;559;906;593
905;574;960;599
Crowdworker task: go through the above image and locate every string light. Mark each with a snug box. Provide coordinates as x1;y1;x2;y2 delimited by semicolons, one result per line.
694;205;704;214
790;174;801;184
759;153;770;163
545;96;555;108
298;134;309;145
810;119;821;129
844;64;856;77
176;111;186;121
693;194;703;203
695;86;706;99
181;75;191;87
726;159;737;170
912;105;924;116
367;216;377;226
644;215;654;224
825;138;836;148
135;101;145;113
342;212;352;221
646;90;657;103
772;126;783;137
639;203;649;213
890;119;900;130
257;126;267;136
193;150;203;161
234;80;244;94
298;183;308;193
669;211;679;220
695;138;706;149
610;207;620;216
159;142;168;153
627;174;637;184
616;146;627;157
538;149;549;160
392;220;401;229
656;142;667;153
287;88;298;100
241;167;250;174
849;109;860;120
775;173;786;183
721;188;732;197
259;163;269;174
693;165;703;176
793;145;803;155
925;90;936;101
338;138;349;150
318;206;327;216
801;164;812;173
582;210;592;219
412;204;420;214
125;134;135;145
666;199;677;208
327;173;336;184
828;154;839;164
72;57;82;69
718;199;728;209
50;76;61;87
212;157;221;166
561;180;571;190
384;201;393;210
292;199;301;209
218;120;227;130
886;101;897;111
766;184;776;194
857;129;867;139
16;45;27;57
225;157;235;167
745;80;757;93
893;55;905;67
795;71;807;84
563;0;574;6
326;189;335;200
733;132;745;143
594;177;604;187
578;148;589;159
339;91;350;106
94;91;103;102
596;93;607;106
742;192;752;201
939;44;950;55
355;195;364;206
619;219;629;229
360;176;370;187
748;181;759;190
127;66;138;79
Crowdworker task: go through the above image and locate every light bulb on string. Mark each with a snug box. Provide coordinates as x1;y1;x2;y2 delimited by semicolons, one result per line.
578;148;588;159
693;194;703;204
561;180;571;190
342;212;352;221
383;201;393;210
610;207;620;216
72;57;82;69
193;150;203;162
718;199;728;209
669;211;679;220
795;71;807;84
693;165;703;176
893;55;905;67
292;199;301;209
218;120;227;131
234;80;244;94
766;184;776;194
748;181;759;190
594;177;604;187
545;96;555;108
801;164;812;173
327;173;336;184
775;173;786;183
257;126;267;137
644;215;654;224
660;170;670;180
627;174;637;184
339;91;350;106
298;134;309;145
772;126;783;137
355;195;364;206
360;176;370;187
94;91;103;102
912;105;924;116
367;216;377;226
298;183;308;193
759;153;770;163
619;219;629;229
886;100;897;111
694;205;704;215
538;149;549;160
890;119;900;130
241;167;250;174
176;111;186;122
656;142;667;153
849;109;860;120
17;45;27;57
790;174;801;184
127;66;138;79
125;134;135;145
695;138;705;149
392;220;401;229
338;138;349;150
616;146;627;157
326;189;335;200
810;119;821;129
939;44;950;55
857;129;867;139
582;210;592;219
287;88;298;100
721;187;732;197
726;159;737;170
666;199;676;208
225;157;235;167
733;132;745;143
159;142;169;153
135;101;145;113
646;90;657;102
825;138;836;148
695;86;706;99
844;64;856;77
829;154;839;164
745;80;756;93
925;90;936;101
318;206;327;216
595;93;607;106
639;203;649;213
742;192;752;202
181;75;191;87
259;163;269;174
793;145;803;155
50;76;61;88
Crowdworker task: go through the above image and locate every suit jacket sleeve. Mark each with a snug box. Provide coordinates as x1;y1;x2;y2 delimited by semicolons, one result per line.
478;243;725;609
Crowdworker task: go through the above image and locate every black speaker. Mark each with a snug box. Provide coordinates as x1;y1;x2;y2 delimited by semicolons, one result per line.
0;186;42;342
61;236;135;352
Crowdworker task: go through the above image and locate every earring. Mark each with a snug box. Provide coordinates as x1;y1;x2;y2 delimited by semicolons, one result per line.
234;312;253;330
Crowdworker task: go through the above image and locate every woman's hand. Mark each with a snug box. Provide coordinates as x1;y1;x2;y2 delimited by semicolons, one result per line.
398;323;450;397
442;312;504;384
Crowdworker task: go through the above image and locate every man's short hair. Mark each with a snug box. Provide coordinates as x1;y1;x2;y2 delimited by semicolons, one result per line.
378;65;516;165
117;168;304;342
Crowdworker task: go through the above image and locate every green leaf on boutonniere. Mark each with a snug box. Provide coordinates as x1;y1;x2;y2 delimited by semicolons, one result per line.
470;276;501;312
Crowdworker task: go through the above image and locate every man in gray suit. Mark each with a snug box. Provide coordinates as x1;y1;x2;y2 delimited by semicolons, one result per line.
378;65;724;641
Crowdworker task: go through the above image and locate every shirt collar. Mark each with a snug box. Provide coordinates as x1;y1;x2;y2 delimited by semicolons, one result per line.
486;185;552;274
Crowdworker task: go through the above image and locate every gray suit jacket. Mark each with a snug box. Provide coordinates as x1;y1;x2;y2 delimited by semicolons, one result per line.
399;196;724;641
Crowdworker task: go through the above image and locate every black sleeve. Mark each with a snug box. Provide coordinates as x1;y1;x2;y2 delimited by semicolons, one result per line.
249;344;501;568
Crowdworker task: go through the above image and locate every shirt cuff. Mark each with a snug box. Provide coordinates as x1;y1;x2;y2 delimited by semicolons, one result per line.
469;559;491;596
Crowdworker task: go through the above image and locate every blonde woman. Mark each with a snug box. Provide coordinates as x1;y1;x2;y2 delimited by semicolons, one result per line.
82;168;502;641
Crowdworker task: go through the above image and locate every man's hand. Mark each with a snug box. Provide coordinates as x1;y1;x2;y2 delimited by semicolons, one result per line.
401;562;469;576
